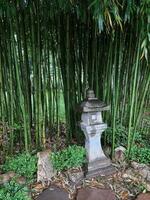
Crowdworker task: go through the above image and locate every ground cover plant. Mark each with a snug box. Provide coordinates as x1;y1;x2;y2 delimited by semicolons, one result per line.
128;130;150;164
105;123;128;148
0;180;31;200
2;153;37;180
51;145;86;171
105;123;150;164
129;145;150;164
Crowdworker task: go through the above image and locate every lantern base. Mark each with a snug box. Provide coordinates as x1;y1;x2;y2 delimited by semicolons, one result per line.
86;158;116;178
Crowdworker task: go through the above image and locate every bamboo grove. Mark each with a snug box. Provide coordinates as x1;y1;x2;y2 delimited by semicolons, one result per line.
0;0;149;156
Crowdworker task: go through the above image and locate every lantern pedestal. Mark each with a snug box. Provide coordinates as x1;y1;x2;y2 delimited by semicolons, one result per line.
81;122;115;178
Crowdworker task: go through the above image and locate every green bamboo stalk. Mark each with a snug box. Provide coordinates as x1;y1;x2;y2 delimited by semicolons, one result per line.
127;37;140;157
66;14;71;141
12;36;29;152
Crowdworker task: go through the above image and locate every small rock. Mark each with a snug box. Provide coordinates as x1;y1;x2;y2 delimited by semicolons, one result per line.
139;168;150;181
145;183;150;192
37;185;69;200
114;146;126;162
140;169;149;179
131;162;150;181
37;149;56;185
0;171;16;184
7;171;16;178
131;162;146;170
121;168;139;184
68;169;84;185
136;193;150;200
76;188;116;200
131;162;141;170
15;176;26;184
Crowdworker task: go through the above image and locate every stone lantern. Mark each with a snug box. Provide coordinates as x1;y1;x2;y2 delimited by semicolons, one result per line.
79;89;115;178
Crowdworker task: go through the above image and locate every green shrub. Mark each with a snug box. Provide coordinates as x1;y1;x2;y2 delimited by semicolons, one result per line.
2;153;37;180
134;131;150;148
51;145;86;171
105;124;128;147
0;180;31;200
128;145;150;164
105;123;149;150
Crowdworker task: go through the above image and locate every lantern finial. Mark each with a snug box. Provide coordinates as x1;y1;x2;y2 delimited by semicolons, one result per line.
86;89;95;99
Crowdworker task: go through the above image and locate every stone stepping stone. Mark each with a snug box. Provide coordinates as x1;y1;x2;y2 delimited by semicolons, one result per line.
36;185;69;200
135;193;150;200
76;188;116;200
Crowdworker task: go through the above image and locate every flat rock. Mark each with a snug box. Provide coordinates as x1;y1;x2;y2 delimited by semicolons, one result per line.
114;146;126;162
135;193;150;200
36;185;69;200
131;162;150;181
0;171;16;184
37;149;56;185
76;188;116;200
131;162;144;170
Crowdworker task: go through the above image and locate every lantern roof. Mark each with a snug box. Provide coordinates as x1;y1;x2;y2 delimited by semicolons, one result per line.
78;89;110;112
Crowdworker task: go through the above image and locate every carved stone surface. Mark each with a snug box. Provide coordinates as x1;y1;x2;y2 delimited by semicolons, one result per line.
81;123;108;162
78;89;110;113
76;188;116;200
37;149;56;185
